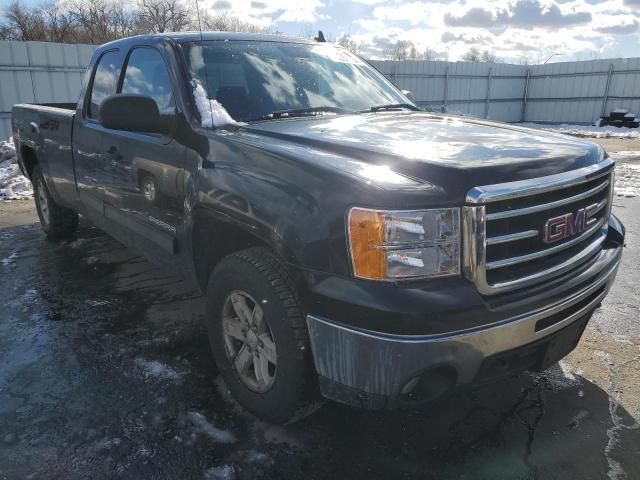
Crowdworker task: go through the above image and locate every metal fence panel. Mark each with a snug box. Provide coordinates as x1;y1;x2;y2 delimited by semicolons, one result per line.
373;57;640;125
0;40;96;139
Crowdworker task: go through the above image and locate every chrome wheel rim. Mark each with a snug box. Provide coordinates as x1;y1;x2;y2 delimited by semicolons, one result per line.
143;180;155;201
222;290;277;393
37;180;49;227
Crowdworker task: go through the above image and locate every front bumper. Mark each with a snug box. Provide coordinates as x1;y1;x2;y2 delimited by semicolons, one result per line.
306;216;624;409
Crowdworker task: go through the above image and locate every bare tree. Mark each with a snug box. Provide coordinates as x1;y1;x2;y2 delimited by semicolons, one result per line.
0;0;274;44
4;1;48;41
138;0;189;33
336;34;364;55
462;47;500;63
44;4;77;42
462;46;481;62
385;40;437;61
481;50;499;63
194;10;271;33
70;0;140;44
384;40;411;61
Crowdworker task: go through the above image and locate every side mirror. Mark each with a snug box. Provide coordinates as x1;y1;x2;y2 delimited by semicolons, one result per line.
402;90;415;102
99;94;172;134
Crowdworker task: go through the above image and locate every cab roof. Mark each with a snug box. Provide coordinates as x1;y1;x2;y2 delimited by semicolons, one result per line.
102;31;316;48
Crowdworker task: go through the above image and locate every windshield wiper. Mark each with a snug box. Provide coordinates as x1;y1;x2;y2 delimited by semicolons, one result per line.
363;103;421;113
254;106;356;121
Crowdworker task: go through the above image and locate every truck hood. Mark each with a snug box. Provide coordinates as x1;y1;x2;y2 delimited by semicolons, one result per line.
240;112;604;190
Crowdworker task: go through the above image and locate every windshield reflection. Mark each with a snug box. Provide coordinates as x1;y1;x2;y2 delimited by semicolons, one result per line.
181;41;409;124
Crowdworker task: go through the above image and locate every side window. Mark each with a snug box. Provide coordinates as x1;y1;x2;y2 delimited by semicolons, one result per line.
88;51;119;120
121;48;174;113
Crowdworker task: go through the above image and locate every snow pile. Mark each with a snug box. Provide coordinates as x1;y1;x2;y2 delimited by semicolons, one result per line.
522;123;640;139
204;465;236;480
614;163;640;198
135;358;181;381
192;81;238;128
0;138;33;200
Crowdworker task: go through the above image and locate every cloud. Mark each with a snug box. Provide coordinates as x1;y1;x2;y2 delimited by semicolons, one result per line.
211;0;232;10
444;0;592;30
277;3;328;22
441;31;491;45
595;18;639;34
250;1;268;8
623;0;640;7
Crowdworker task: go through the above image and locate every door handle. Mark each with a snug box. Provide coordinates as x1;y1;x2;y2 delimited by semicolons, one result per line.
30;122;39;134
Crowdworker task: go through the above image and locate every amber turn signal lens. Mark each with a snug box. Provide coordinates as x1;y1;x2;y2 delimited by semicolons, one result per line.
348;208;386;280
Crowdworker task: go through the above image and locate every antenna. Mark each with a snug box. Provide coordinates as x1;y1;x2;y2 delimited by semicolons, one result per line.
195;0;203;41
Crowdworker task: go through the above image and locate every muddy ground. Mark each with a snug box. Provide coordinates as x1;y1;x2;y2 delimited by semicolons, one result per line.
1;156;639;479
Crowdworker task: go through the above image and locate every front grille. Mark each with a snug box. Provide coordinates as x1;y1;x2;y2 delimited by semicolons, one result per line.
463;159;615;295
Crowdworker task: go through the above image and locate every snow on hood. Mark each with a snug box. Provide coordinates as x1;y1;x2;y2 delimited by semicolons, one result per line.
192;81;238;128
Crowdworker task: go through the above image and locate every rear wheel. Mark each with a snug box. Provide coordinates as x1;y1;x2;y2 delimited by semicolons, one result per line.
32;165;78;240
205;247;313;423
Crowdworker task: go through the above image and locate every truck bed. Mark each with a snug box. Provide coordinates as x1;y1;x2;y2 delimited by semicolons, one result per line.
12;102;78;208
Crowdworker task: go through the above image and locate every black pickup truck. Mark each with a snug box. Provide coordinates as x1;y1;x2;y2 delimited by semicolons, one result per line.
12;33;624;422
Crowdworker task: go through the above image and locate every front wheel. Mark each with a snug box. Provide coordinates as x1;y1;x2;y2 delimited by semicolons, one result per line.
32;165;78;240
205;247;313;423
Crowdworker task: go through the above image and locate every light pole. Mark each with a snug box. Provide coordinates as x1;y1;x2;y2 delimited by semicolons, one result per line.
543;53;562;64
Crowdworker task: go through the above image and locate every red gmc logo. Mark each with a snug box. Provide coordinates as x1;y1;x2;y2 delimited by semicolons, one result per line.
543;203;601;244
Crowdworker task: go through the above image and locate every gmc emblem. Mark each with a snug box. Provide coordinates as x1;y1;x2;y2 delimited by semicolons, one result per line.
543;202;601;244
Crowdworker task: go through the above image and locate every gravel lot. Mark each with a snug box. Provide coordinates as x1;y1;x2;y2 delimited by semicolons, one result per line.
0;142;639;480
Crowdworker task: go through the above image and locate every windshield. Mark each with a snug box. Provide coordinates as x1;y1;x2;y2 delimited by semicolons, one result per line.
180;41;410;125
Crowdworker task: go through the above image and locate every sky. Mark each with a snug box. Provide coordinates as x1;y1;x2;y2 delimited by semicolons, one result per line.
203;0;640;62
1;0;639;63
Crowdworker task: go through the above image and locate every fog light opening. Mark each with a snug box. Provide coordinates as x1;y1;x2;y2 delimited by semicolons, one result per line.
400;376;420;395
400;367;457;404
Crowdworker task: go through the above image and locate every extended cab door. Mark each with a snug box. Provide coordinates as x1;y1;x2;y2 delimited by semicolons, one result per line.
73;49;121;212
100;46;186;253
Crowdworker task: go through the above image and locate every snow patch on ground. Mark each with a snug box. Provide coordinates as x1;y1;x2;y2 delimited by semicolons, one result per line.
1;138;33;200
522;123;640;139
611;151;640;198
538;361;582;391
135;358;181;381
203;464;236;480
187;411;237;443
2;251;18;267
192;82;238;128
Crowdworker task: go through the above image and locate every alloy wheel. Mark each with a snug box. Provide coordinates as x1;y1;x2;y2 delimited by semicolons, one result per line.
222;290;277;393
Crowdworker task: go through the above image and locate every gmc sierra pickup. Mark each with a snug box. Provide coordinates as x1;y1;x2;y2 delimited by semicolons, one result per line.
12;33;624;422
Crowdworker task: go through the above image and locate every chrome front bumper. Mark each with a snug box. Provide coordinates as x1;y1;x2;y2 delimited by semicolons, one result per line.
307;235;622;408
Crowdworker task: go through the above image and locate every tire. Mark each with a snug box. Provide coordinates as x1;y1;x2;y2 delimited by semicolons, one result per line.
205;247;313;423
32;165;79;240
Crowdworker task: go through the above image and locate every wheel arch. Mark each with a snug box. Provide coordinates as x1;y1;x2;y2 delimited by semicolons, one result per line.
20;145;39;179
189;207;298;293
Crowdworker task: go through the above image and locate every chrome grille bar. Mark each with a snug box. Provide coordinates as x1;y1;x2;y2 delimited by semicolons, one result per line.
486;178;610;221
486;229;539;246
467;158;614;204
486;216;606;270
463;159;614;295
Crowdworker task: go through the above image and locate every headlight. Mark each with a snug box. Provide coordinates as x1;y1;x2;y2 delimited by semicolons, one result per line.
348;207;460;281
